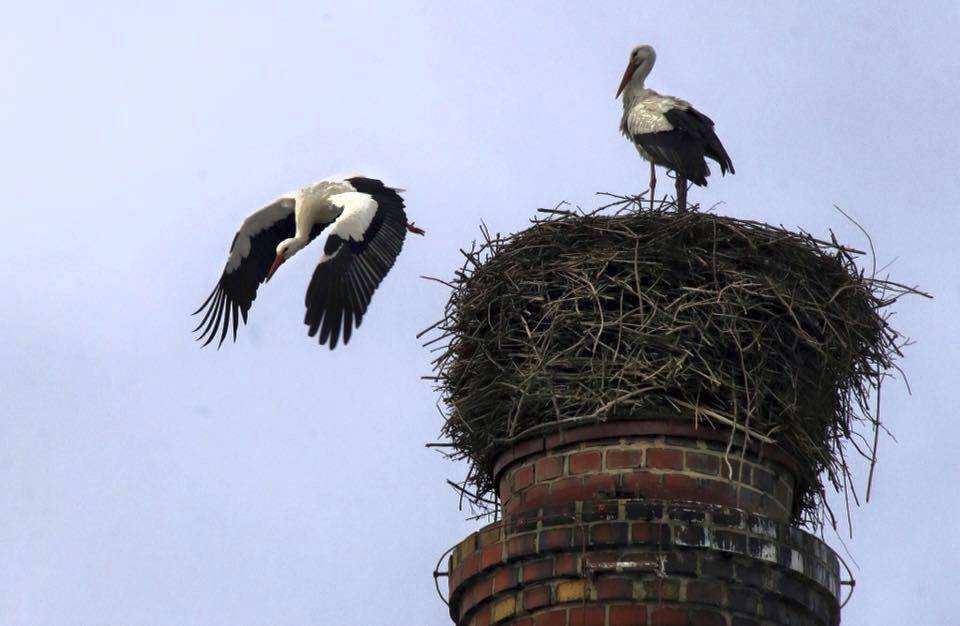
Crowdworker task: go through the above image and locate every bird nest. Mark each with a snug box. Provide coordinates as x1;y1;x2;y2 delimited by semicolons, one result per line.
424;195;924;527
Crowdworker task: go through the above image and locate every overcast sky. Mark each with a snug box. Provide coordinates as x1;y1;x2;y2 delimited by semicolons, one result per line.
2;2;958;624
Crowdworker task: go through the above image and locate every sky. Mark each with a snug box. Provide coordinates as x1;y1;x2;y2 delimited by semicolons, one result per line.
1;1;958;624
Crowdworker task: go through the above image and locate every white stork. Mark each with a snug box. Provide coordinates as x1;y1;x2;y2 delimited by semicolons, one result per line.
617;45;734;209
193;175;423;349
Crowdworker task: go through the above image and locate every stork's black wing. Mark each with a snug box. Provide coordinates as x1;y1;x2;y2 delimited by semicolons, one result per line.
303;178;407;349
193;197;297;348
634;106;734;186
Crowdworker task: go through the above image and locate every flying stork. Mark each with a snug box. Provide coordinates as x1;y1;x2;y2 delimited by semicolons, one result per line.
617;45;734;209
193;175;423;349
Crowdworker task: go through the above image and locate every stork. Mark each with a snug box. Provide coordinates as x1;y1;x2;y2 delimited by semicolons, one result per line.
193;175;423;349
617;45;734;210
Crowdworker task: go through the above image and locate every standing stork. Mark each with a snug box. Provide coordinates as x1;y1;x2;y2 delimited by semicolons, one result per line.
617;45;734;210
193;175;423;349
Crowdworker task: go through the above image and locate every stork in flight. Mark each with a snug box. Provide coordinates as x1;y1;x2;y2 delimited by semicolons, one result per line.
193;175;423;349
617;45;734;210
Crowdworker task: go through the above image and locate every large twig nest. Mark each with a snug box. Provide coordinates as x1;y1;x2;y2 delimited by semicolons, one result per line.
425;195;924;526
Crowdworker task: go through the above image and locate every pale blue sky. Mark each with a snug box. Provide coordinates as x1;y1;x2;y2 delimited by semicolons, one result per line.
1;2;958;624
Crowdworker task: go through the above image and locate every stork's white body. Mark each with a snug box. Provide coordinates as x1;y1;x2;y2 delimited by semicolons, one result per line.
620;89;689;151
294;180;351;236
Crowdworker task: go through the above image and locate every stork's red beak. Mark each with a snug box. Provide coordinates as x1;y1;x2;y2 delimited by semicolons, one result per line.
265;254;285;282
616;61;637;98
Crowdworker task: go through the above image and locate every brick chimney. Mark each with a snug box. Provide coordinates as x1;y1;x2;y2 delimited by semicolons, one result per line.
425;207;910;626
443;419;842;626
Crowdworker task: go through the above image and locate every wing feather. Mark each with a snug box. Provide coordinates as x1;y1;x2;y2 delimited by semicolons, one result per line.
304;179;407;349
193;198;296;348
631;104;734;186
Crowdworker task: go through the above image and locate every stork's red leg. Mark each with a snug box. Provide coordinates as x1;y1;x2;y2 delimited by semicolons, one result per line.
407;222;425;236
649;162;656;210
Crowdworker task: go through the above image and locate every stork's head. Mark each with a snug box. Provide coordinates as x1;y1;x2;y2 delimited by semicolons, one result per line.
266;237;307;282
616;44;656;98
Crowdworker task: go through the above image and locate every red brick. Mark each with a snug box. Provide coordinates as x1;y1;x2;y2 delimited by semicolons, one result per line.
473;604;491;626
646;448;684;470
523;585;552;611
539;527;573;551
481;543;503;569
550;473;616;506
554;553;580;576
523;483;551;510
463;553;480;579
522;558;554;583
513;464;535;490
549;477;585;502
534;609;568;626
513;619;534;626
704;479;739;507
606;448;643;469
502;494;520;516
650;606;688;625
610;605;647;626
663;474;699;501
620;471;662;498
595;577;634;600
691;609;727;626
492;566;519;593
583;473;617;498
569;450;602;474
511;510;541;533
590;522;629;546
469;573;494;606
631;522;668;546
507;533;537;559
567;606;604;625
685;451;720;475
536;456;564;481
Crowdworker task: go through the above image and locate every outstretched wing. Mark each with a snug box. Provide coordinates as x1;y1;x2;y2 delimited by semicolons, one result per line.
193;197;296;348
303;180;407;349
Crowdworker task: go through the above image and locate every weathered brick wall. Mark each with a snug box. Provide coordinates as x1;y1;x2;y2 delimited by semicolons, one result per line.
498;433;795;523
445;422;841;626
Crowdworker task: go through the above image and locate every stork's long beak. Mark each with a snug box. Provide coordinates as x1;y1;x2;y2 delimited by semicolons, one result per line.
265;254;285;283
616;61;637;98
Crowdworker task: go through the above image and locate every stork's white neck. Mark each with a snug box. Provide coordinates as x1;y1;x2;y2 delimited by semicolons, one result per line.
620;55;655;111
277;235;310;260
623;69;655;109
621;82;650;111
